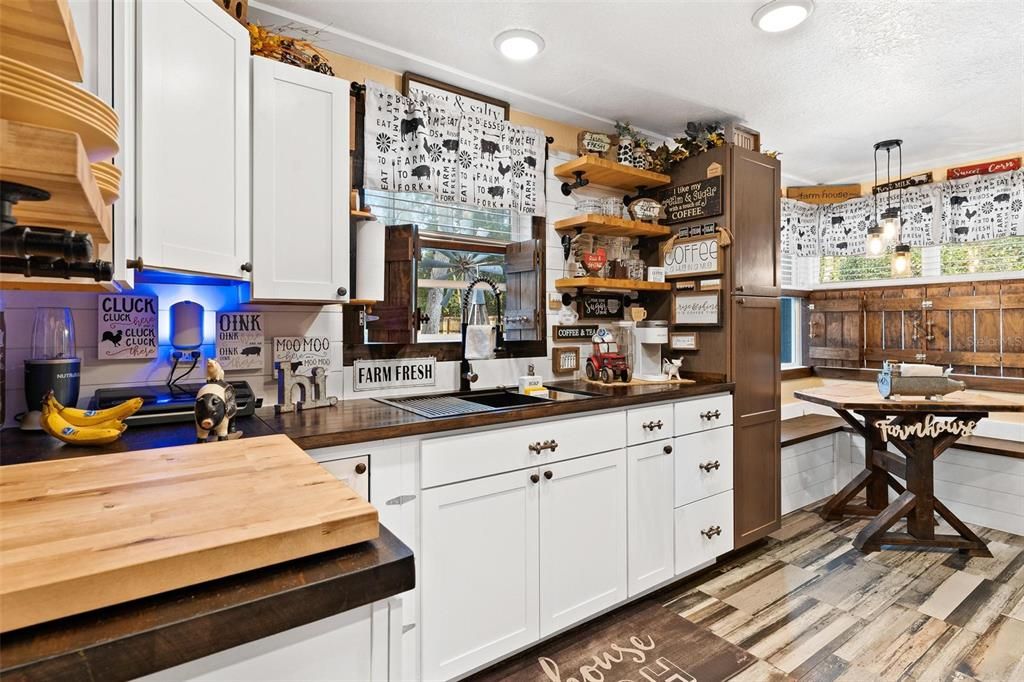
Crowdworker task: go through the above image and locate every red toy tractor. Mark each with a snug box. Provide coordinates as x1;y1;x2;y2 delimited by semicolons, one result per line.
585;331;632;384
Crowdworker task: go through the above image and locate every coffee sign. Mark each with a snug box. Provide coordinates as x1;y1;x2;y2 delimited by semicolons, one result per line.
216;312;264;371
660;177;722;224
663;235;721;278
97;294;157;360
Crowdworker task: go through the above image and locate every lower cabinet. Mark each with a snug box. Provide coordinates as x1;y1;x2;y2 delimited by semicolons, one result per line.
675;490;735;576
318;454;369;501
627;440;675;596
420;449;627;680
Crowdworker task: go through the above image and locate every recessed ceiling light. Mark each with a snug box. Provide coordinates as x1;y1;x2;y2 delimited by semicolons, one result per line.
752;0;814;32
494;29;544;61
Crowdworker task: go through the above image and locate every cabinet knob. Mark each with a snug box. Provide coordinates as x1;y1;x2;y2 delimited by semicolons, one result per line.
663;445;673;454
543;470;553;480
736;297;745;305
530;473;540;484
701;525;723;539
337;286;348;297
735;286;744;293
642;420;663;431
240;261;253;272
354;462;367;475
699;460;721;473
126;257;144;272
700;409;721;421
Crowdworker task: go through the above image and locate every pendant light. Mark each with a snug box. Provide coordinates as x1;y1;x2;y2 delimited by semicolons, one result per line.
891;243;912;277
869;139;910;272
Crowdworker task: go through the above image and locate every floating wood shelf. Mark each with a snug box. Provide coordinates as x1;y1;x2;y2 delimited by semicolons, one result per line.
0;0;84;82
0;272;118;293
554;214;671;239
345;299;380;306
1;120;110;242
350;209;374;219
553;156;671;193
555;277;671;292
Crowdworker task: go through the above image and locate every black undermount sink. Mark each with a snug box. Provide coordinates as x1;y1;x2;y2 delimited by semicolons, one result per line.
374;387;596;419
460;390;549;409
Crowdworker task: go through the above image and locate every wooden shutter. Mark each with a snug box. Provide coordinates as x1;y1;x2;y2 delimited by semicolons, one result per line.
503;239;544;342
367;224;418;344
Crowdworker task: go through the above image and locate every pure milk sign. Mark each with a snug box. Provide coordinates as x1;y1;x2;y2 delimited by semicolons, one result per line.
273;336;332;370
97;294;157;360
353;358;437;392
216;312;264;371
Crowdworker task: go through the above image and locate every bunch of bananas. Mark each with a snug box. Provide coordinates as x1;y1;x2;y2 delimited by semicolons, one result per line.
40;393;144;446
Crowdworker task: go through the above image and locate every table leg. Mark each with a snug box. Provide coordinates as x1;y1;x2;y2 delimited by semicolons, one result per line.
906;430;935;539
865;420;889;511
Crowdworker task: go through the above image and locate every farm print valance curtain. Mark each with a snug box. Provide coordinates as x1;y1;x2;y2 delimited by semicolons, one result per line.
363;82;547;216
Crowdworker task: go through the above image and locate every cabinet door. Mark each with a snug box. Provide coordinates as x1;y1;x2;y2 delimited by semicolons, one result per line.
675;491;734;577
251;57;350;302
421;469;539;681
318;455;369;501
627;441;674;597
136;0;250;277
730;146;781;297
731;295;781;547
539;449;627;636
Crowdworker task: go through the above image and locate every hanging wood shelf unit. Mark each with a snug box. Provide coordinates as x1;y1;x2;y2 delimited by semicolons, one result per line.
554;214;671;239
555;276;671;293
553;156;671;195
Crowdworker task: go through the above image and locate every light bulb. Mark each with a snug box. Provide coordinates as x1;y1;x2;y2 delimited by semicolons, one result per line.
880;207;900;241
494;29;544;61
752;1;814;32
866;226;885;256
891;244;911;276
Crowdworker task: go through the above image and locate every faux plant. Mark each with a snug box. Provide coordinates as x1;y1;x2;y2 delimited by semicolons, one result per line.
248;22;335;75
614;121;644;144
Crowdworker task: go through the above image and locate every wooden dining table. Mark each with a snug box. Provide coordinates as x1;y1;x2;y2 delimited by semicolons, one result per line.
794;383;1024;557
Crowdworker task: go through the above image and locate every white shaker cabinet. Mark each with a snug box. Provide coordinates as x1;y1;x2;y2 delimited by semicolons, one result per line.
539;448;627;636
420;469;540;682
251;57;350;301
627;440;675;597
136;0;250;278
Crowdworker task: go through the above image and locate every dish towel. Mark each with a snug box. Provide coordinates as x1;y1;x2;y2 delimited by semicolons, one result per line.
464;325;494;360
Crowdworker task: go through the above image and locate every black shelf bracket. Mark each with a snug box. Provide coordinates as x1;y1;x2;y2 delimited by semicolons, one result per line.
623;185;649;207
560;171;589;197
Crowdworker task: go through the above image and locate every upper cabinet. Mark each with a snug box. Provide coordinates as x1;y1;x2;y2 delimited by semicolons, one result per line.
251;57;350;302
730;146;782;297
135;0;250;278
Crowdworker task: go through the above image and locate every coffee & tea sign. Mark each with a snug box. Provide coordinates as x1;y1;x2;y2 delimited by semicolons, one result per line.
97;294;158;360
216;312;264;371
661;177;722;224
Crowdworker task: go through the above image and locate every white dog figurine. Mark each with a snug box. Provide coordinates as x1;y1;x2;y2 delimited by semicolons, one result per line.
663;357;683;381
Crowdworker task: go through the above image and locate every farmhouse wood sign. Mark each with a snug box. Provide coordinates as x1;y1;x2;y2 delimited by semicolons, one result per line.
402;72;509;121
872;172;932;194
946;157;1021;180
662;234;721;278
670;332;699;350
578;294;623;320
553;325;599;341
216;312;264;371
273;336;332;370
552;347;580;375
353;357;436;391
677;222;718;239
786;184;862;204
673;291;721;326
660;177;723;224
97;295;158;360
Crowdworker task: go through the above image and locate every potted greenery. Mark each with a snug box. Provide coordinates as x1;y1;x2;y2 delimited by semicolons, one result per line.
614;121;643;167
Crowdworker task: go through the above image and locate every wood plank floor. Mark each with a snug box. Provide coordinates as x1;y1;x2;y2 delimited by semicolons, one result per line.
661;505;1024;681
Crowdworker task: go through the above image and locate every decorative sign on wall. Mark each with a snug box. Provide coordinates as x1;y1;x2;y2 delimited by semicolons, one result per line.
215;313;264;371
670;332;700;350
872;172;932;195
672;291;721;326
577;131;616;158
662;234;721;278
785;184;862;204
353;357;436;392
660;177;723;224
947;157;1021;180
578;294;623;320
647;267;666;283
553;325;599;341
97;295;157;360
552;347;580;375
698;278;722;291
273;336;331;370
403;72;509;121
677;222;718;239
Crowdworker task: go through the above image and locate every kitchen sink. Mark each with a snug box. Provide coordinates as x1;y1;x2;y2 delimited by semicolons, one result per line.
375;387;596;419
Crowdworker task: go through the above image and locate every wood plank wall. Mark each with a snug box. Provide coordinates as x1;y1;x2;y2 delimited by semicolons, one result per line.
808;279;1024;377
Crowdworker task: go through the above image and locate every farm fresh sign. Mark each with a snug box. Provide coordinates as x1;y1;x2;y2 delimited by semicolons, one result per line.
663;235;720;278
353;357;436;391
216;312;264;371
660;177;722;224
97;295;157;360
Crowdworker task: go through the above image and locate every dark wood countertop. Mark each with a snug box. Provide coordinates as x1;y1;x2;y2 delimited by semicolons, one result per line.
0;526;414;682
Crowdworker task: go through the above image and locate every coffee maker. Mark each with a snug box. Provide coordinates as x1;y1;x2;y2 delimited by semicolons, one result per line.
22;307;80;430
632;320;669;382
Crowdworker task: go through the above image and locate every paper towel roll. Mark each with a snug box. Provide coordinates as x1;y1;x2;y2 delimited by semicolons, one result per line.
356;219;385;301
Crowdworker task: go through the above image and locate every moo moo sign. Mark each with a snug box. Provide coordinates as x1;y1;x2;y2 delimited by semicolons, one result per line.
353;357;436;392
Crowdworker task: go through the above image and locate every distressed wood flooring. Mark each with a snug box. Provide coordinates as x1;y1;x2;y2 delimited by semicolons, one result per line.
663;506;1024;681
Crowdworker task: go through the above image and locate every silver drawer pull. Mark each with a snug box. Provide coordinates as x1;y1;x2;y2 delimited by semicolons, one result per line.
699;460;721;473
386;494;416;506
700;409;721;421
701;525;723;539
642;419;664;431
529;439;558;454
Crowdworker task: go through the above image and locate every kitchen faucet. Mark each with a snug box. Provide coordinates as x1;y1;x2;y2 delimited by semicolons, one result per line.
459;276;504;392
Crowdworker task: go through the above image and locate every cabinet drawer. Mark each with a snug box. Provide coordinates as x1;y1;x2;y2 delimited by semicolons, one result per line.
675;427;733;507
318;455;370;502
675;394;732;436
675;490;734;576
421;412;626;488
626;403;674;445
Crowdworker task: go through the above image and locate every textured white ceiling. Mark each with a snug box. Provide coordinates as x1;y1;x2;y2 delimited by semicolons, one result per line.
250;0;1024;184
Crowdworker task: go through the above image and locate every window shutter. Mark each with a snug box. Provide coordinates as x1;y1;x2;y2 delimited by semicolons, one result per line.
366;224;419;344
503;238;544;341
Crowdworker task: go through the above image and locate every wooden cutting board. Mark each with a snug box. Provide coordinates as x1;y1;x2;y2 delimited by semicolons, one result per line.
0;435;378;632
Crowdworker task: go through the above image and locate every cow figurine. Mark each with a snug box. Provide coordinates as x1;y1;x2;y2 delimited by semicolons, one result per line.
194;359;240;442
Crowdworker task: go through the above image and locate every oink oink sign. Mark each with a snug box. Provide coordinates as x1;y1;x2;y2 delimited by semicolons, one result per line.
353;358;436;391
216;312;264;371
273;336;332;370
97;294;157;360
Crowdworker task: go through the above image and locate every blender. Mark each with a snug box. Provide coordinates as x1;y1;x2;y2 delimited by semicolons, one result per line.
22;307;80;430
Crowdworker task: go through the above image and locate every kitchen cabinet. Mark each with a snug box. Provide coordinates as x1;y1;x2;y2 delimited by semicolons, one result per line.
539;449;627;635
730;146;782;297
627;441;675;596
675;491;735;576
251;57;350;302
674;426;734;507
318;454;369;501
420;469;540;682
135;0;250;278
